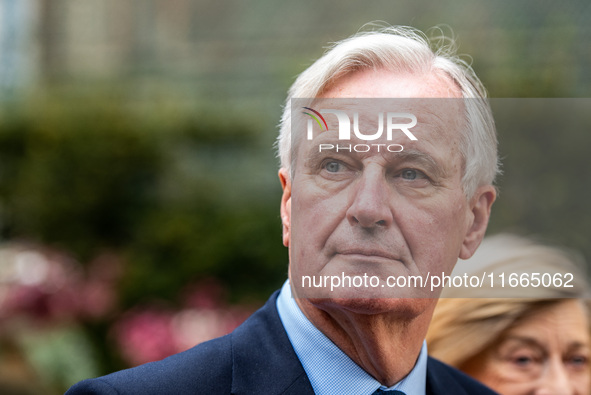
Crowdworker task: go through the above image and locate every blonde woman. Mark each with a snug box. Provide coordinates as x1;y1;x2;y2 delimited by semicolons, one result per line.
427;234;590;394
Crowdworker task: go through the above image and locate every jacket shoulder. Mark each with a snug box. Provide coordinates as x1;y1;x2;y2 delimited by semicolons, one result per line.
66;334;233;395
66;290;312;395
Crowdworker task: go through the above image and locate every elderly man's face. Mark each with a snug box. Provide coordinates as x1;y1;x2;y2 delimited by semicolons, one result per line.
279;69;494;314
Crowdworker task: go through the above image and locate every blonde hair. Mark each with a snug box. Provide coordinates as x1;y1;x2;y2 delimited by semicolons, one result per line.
276;25;500;198
427;233;590;368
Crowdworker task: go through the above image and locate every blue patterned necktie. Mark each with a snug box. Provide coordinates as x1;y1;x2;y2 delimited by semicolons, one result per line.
372;390;405;394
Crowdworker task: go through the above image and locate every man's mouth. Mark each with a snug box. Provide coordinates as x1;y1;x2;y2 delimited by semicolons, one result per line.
336;248;399;261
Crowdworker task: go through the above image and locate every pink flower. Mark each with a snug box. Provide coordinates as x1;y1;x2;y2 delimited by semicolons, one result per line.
112;309;177;366
0;245;120;323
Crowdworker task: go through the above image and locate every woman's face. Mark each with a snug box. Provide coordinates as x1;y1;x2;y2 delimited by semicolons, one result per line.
463;300;591;395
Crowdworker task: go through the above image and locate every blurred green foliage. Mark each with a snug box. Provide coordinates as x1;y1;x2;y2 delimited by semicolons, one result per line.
0;94;287;308
0;100;162;255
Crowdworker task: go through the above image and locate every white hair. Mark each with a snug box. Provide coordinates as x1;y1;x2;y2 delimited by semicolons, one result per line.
276;26;500;198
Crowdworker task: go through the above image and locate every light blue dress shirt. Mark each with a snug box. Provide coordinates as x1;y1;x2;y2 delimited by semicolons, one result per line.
276;280;427;395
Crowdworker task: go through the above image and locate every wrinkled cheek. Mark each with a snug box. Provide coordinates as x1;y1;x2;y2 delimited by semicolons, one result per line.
290;190;345;274
292;184;348;235
406;199;469;274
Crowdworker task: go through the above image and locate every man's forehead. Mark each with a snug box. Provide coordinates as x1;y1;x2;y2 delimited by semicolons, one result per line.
309;97;464;123
319;68;463;99
308;68;466;135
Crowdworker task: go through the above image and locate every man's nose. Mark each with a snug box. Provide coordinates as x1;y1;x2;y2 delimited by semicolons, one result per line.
346;166;394;228
534;360;575;395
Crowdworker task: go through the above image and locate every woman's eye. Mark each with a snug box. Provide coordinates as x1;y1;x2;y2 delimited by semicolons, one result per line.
507;352;543;369
567;355;589;367
512;356;533;366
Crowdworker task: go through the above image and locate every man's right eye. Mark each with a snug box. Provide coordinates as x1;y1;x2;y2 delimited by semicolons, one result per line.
323;160;342;173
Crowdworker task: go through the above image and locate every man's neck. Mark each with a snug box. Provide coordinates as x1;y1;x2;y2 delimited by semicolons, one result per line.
295;298;435;387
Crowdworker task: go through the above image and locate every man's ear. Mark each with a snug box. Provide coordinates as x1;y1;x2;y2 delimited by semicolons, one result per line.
279;168;291;247
459;185;496;260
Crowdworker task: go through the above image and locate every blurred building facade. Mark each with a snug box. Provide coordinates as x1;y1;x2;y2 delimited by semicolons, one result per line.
1;0;589;106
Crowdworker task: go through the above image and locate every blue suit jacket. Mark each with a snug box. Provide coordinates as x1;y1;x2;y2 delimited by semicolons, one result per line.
66;291;497;394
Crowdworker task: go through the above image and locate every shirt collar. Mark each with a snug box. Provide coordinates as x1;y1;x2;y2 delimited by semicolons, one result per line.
276;280;427;395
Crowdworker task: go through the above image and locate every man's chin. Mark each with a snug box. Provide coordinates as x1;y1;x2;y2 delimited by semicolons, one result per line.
294;283;434;300
305;295;436;318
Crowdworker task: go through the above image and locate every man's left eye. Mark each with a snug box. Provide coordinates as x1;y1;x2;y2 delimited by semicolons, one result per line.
400;169;422;180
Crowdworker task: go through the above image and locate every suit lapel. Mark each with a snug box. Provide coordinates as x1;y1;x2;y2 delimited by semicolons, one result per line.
230;291;315;394
426;356;499;395
426;357;467;395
